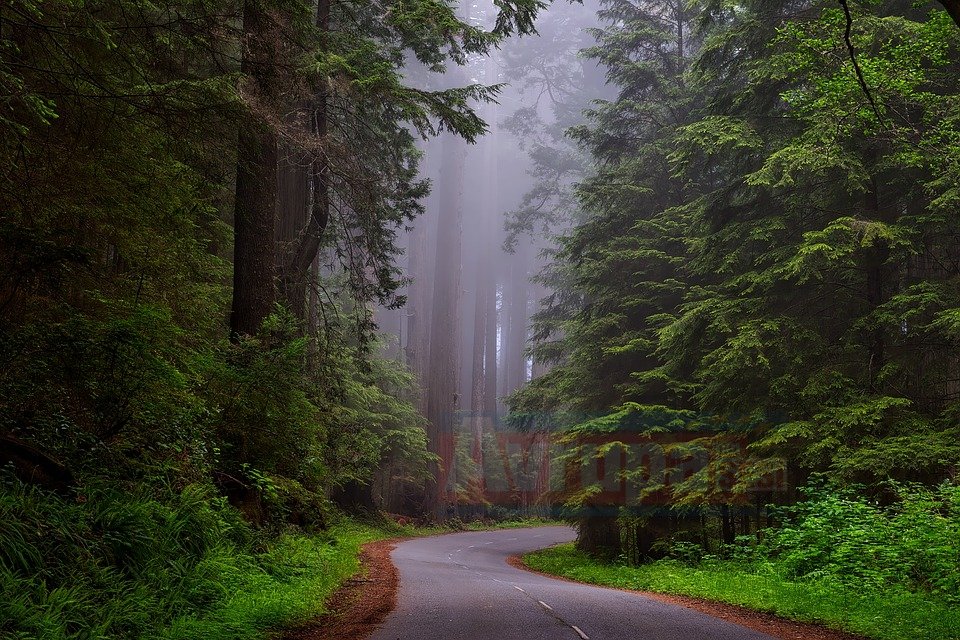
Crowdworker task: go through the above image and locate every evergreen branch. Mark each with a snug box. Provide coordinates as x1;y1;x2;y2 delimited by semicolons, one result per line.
837;0;885;126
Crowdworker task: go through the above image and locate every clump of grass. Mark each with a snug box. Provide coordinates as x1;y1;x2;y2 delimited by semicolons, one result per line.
524;544;960;640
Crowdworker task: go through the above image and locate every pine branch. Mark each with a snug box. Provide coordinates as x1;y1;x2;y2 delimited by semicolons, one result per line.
837;0;885;126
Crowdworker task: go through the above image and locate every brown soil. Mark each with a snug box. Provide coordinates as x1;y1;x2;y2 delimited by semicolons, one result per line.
283;538;402;640
507;555;867;640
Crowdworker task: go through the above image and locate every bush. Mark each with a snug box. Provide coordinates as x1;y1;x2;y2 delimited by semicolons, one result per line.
757;482;960;601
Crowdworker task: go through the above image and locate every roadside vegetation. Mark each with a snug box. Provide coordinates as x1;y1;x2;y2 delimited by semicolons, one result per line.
0;476;554;640
524;482;960;640
0;478;423;640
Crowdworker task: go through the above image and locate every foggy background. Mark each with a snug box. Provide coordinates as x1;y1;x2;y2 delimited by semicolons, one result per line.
371;0;613;512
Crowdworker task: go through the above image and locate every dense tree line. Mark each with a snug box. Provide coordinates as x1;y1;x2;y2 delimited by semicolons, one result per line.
0;0;549;634
0;0;550;508
510;0;960;558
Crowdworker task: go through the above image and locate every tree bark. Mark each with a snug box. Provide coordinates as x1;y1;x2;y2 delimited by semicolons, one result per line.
230;0;279;338
469;253;488;499
276;144;310;318
424;132;466;518
484;274;499;419
283;0;330;296
504;241;530;396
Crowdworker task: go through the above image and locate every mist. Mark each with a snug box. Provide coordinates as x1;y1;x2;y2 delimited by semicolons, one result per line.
367;0;612;517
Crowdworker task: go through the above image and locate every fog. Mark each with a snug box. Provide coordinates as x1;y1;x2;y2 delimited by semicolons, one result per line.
372;0;612;514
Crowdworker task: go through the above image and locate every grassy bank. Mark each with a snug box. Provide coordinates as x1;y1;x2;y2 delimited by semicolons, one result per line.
159;521;415;640
0;475;566;640
523;544;960;640
0;480;427;640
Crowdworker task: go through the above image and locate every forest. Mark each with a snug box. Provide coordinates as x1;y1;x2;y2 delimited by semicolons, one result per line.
1;0;959;638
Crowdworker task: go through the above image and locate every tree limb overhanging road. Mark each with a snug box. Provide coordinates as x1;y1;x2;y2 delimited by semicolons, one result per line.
371;527;774;640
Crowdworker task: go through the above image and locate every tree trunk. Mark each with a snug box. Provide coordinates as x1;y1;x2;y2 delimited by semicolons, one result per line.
405;148;433;415
424;132;466;518
469;252;488;501
504;241;530;396
276;145;310;318
230;0;279;338
484;275;499;420
282;0;330;298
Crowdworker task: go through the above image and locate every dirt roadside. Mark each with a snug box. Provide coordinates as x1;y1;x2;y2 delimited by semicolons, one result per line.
283;538;401;640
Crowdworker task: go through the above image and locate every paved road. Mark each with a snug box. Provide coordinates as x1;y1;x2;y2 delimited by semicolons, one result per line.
370;526;774;640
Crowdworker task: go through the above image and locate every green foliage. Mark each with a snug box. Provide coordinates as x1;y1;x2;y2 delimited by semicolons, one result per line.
758;481;960;601
0;476;409;639
527;480;960;638
512;0;960;531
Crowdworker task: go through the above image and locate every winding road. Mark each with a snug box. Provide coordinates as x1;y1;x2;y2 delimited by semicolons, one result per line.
370;526;774;640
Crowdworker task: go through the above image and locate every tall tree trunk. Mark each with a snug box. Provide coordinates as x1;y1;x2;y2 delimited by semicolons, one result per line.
282;0;329;299
406;220;429;411
469;251;488;499
468;76;501;495
424;132;466;518
405;138;435;416
276;145;310;318
504;241;530;396
231;0;279;338
484;276;499;421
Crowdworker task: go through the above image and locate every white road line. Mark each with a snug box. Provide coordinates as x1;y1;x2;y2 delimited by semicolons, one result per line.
507;537;518;540
513;586;526;593
484;541;494;545
571;625;589;640
468;545;475;548
537;600;553;611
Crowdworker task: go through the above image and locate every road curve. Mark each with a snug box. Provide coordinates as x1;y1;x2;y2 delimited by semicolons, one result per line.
369;526;774;640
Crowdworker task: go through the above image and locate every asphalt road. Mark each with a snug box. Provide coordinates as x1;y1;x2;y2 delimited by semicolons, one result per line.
370;526;774;640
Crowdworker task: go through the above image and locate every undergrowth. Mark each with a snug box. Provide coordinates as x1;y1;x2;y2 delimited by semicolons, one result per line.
525;482;960;640
0;478;408;640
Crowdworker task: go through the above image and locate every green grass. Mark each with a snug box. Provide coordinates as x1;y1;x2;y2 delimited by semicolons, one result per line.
0;480;432;640
158;521;405;640
523;544;960;640
462;516;565;531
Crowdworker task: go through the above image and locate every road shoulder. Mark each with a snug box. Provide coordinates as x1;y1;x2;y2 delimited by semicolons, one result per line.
283;538;401;640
